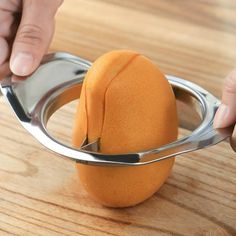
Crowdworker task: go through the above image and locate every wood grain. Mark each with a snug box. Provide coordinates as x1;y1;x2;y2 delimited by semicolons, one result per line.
1;0;236;235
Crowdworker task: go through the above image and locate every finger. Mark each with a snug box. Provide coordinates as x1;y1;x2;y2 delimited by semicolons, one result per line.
10;0;63;76
230;124;236;152
214;69;236;128
0;61;10;79
0;2;21;39
0;0;21;12
0;37;9;65
0;10;15;37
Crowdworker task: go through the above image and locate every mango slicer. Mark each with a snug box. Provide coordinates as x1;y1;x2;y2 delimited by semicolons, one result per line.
0;52;232;166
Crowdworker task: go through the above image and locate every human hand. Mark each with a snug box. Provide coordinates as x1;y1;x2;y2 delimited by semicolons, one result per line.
214;69;236;150
0;0;63;78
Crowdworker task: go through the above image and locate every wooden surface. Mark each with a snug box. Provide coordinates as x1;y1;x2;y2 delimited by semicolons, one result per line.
1;0;236;235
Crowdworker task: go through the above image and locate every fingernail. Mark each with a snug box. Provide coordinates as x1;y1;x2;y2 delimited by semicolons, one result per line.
214;104;229;128
10;53;34;76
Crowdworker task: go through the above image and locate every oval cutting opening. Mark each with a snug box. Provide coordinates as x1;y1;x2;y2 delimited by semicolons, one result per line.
45;84;202;148
46;99;78;146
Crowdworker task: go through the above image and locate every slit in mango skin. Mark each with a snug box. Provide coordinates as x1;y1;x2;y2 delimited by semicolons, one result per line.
72;50;178;208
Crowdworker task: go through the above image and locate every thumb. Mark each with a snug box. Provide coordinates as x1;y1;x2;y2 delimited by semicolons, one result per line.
214;69;236;128
10;0;63;76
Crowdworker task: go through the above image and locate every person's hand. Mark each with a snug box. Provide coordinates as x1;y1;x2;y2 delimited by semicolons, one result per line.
214;69;236;150
0;0;63;78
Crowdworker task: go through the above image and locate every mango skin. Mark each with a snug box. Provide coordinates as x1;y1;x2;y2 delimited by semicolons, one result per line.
73;50;178;207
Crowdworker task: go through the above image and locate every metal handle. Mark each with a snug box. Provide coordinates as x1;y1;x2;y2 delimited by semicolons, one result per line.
0;52;232;166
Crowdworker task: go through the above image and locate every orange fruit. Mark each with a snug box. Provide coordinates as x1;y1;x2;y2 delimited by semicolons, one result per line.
72;50;178;207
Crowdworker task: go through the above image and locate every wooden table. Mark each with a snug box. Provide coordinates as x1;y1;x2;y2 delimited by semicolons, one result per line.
1;0;236;235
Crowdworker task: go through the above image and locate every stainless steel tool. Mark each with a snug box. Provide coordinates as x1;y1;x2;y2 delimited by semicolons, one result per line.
0;52;232;166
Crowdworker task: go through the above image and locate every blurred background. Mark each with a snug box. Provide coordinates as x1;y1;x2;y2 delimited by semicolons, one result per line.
52;0;236;98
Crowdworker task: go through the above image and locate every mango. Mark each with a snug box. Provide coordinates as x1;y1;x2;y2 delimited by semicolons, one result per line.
72;50;178;207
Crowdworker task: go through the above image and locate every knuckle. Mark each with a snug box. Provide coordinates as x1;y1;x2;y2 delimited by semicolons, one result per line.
17;24;44;46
